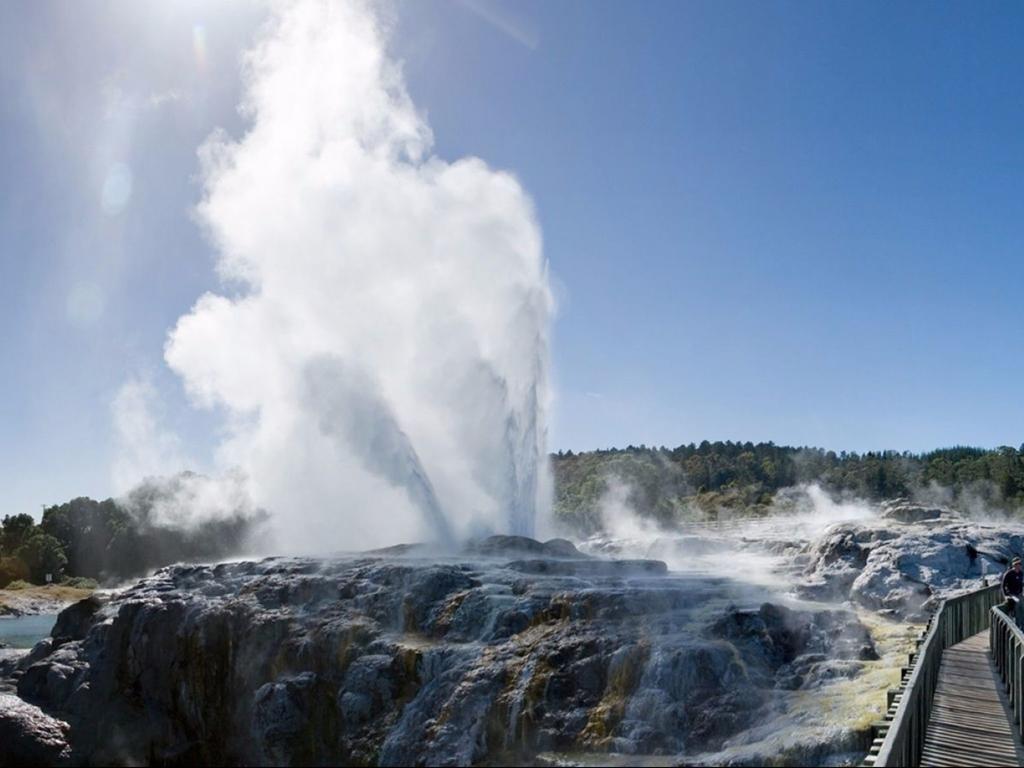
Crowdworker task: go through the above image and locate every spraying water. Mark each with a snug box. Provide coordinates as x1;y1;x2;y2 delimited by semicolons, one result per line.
164;0;553;551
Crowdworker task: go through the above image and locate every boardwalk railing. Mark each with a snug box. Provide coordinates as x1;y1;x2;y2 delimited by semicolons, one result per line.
872;583;1003;767
991;604;1024;741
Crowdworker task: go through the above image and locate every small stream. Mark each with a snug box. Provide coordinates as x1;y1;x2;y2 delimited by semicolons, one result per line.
0;613;57;648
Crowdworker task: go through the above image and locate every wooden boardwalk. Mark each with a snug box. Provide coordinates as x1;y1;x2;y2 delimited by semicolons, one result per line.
921;632;1023;767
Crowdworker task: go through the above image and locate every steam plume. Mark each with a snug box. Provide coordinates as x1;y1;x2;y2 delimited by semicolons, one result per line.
164;0;552;551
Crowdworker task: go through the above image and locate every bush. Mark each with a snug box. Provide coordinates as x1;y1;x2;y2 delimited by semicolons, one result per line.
15;532;67;584
60;576;99;590
0;556;30;589
4;580;33;591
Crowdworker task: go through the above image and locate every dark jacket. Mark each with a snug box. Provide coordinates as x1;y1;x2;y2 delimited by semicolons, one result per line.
1003;567;1023;598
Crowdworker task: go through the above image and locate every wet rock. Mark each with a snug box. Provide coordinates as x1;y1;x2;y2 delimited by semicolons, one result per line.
50;595;106;646
878;499;949;524
338;655;395;725
251;672;330;767
401;565;479;630
800;659;864;688
17;638;54;672
362;542;428;557
0;693;71;766
464;535;587;559
0;537;879;766
687;720;871;767
617;643;762;753
858;643;880;661
542;538;586;558
708;602;876;689
17;643;90;707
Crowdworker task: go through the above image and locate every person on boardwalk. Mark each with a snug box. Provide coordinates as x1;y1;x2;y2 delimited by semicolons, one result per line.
1002;556;1023;626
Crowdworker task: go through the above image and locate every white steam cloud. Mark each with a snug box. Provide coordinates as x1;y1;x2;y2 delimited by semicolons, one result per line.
163;0;553;551
581;479;878;592
111;376;188;494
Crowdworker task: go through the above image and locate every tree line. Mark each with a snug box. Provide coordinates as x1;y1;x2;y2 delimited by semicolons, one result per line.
5;446;1022;585
0;473;265;588
551;441;1024;533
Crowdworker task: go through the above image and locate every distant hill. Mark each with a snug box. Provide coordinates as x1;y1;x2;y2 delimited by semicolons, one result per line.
550;441;1024;534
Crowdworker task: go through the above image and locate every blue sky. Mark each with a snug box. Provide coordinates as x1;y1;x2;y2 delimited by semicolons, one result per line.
2;0;1023;515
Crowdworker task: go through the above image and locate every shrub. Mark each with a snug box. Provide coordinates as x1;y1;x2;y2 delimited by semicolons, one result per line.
60;576;99;590
0;556;30;589
15;532;67;584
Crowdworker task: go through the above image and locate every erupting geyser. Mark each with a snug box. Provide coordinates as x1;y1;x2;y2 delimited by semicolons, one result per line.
164;0;553;551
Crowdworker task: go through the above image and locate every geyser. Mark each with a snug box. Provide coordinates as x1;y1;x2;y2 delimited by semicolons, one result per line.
164;0;552;551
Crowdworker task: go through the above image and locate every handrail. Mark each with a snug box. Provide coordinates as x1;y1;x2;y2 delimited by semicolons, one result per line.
990;605;1024;741
873;583;1003;767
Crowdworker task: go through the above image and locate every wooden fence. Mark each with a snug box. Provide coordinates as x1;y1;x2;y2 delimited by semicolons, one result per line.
871;583;1003;767
991;602;1024;741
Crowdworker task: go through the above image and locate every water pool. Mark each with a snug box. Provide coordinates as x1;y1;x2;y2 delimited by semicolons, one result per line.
0;613;57;648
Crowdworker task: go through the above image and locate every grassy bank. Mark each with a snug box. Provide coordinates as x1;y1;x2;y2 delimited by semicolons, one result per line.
0;584;95;615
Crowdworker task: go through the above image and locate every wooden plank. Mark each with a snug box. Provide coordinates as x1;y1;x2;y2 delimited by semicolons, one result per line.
922;751;1010;766
924;738;1015;756
928;715;1015;733
925;726;1016;747
930;716;1011;728
931;696;1014;712
931;708;1008;719
932;698;1007;712
920;630;1023;768
923;753;1015;767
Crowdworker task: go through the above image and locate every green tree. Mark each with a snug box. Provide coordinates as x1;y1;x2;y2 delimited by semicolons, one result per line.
1;513;37;556
16;533;68;583
0;556;30;588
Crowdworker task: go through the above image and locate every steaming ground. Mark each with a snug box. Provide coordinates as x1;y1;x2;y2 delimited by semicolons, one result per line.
542;486;1015;764
578;483;876;592
2;508;912;766
13;484;1024;765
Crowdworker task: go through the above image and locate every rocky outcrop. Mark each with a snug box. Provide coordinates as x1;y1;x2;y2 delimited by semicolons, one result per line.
1;537;877;766
710;603;877;691
49;595;105;644
878;499;949;524
799;509;1018;617
683;721;870;767
462;535;585;559
0;693;71;766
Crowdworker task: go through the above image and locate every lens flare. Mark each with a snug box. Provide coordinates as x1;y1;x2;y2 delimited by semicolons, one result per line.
66;281;105;327
101;162;133;215
193;23;208;71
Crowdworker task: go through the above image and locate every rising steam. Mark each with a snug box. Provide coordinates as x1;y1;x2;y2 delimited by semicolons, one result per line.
163;0;553;551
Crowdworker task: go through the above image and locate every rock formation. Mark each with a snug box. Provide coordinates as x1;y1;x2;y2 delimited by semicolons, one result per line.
799;502;1015;617
0;693;71;767
2;536;876;766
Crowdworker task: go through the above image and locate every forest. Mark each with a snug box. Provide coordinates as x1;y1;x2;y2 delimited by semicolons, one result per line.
0;473;265;588
551;441;1024;533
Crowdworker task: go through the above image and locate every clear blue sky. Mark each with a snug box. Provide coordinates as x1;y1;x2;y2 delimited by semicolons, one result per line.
2;0;1023;516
